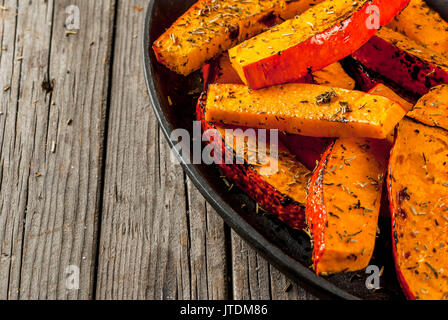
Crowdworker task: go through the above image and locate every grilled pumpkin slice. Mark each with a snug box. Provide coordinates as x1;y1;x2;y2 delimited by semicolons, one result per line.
229;0;409;89
307;138;389;275
197;94;310;230
408;85;448;131
153;0;323;75
204;83;406;139
352;28;448;98
206;53;354;90
388;118;448;300
387;0;448;58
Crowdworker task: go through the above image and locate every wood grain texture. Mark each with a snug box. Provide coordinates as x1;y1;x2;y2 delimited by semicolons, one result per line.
95;0;228;300
231;231;316;300
186;179;228;300
0;0;317;300
0;0;114;299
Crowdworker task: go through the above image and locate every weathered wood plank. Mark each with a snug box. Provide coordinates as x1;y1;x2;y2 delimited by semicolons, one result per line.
232;231;317;300
186;179;228;300
95;0;228;300
231;231;271;300
269;267;317;300
0;0;114;299
0;0;23;300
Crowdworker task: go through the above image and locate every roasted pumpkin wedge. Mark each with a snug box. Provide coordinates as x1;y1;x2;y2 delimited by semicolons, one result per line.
352;28;448;98
206;53;355;89
307;138;389;275
368;84;414;112
153;0;323;75
228;0;409;89
387;0;448;58
388;118;448;300
408;85;448;131
197;94;310;230
205;83;406;139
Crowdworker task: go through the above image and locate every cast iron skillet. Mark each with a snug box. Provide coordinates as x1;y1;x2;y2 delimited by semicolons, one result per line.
143;0;447;299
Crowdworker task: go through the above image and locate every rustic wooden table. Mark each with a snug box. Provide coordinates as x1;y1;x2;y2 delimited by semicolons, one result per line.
0;0;316;300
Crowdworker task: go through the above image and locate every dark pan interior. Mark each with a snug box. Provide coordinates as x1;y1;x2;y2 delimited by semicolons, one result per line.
143;0;446;300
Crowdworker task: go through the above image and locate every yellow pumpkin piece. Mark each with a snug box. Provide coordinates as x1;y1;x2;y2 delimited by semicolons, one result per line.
307;138;389;275
153;0;323;75
313;62;356;90
388;118;448;300
228;0;409;89
387;0;448;58
205;83;406;139
212;53;355;90
368;84;414;112
408;85;448;131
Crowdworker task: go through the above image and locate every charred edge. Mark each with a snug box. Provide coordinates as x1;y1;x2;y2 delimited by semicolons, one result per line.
406;114;448;134
317;142;335;210
309;141;335;272
258;11;278;28
342;56;420;103
229;25;240;41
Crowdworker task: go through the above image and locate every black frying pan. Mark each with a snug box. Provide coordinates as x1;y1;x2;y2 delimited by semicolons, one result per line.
142;0;447;299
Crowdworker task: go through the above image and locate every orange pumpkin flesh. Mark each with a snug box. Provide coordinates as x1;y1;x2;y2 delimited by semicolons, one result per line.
205;83;406;139
312;62;356;90
307;138;389;275
388;118;448;300
153;0;324;75
229;0;410;89
407;85;448;131
368;84;414;112
387;0;448;58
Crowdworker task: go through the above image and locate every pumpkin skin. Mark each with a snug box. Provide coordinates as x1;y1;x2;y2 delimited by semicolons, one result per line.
306;138;389;275
352;28;448;98
343;57;420;104
153;0;324;76
388;118;448;300
279;134;329;172
229;0;410;89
